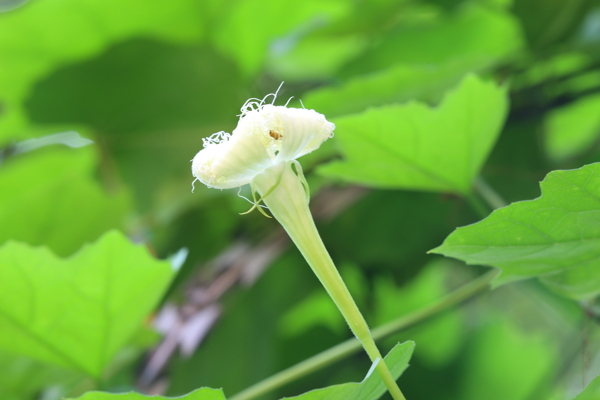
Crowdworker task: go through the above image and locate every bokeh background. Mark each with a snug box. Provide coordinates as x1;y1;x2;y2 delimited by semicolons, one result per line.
1;0;600;399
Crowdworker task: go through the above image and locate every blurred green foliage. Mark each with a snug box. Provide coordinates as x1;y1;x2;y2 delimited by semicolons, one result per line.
0;0;599;399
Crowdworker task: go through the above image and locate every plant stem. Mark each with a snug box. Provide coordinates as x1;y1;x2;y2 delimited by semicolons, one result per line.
465;192;491;219
252;163;406;400
230;269;499;400
473;176;507;210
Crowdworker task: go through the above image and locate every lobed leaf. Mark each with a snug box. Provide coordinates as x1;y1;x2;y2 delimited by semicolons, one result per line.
0;231;174;377
431;163;600;300
318;74;508;194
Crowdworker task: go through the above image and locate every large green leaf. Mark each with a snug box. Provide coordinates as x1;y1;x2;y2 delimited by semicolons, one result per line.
572;375;600;400
0;146;130;256
318;74;508;194
69;388;226;400
286;341;414;400
0;230;174;377
431;163;600;300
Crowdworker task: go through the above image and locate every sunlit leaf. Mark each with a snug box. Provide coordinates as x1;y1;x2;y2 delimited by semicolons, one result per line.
318;74;508;194
68;388;226;400
431;163;600;300
545;93;600;161
0;230;173;377
286;341;414;400
0;147;130;256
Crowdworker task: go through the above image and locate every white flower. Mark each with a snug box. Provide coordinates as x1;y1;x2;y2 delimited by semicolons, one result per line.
191;94;335;190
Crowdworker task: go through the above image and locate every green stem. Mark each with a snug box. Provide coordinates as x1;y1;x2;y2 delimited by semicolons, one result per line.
252;162;406;400
230;269;499;400
473;177;507;210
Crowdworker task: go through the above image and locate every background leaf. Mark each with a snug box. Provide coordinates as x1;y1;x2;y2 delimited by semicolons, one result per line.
0;0;204;143
373;260;463;368
211;0;349;76
431;163;600;300
318;74;508;194
0;230;173;377
544;93;600;162
454;314;558;400
339;4;523;77
0;146;130;256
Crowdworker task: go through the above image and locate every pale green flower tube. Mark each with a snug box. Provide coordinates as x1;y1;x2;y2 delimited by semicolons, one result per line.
192;94;407;400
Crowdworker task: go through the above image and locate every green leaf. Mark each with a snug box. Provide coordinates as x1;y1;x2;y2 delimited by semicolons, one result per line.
431;163;600;300
267;34;367;82
340;5;523;77
544;93;600;162
285;341;414;400
0;350;82;400
68;388;226;400
0;230;174;377
456;315;557;400
0;147;130;256
318;74;508;194
572;375;600;400
24;38;245;212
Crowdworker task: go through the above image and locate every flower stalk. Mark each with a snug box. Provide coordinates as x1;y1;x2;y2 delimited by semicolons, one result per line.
252;162;406;400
